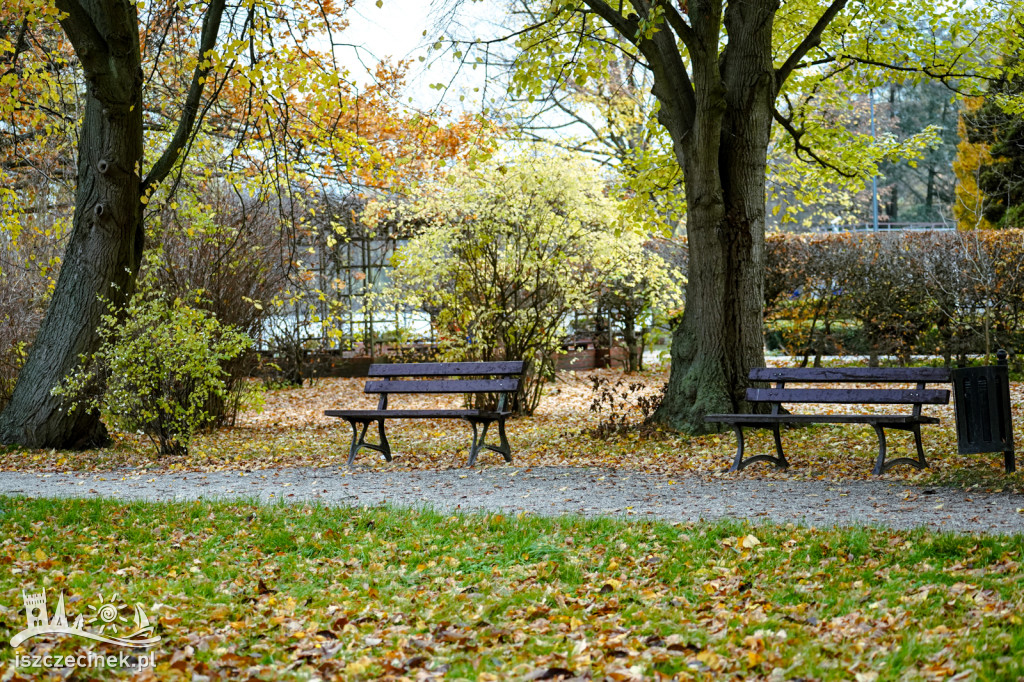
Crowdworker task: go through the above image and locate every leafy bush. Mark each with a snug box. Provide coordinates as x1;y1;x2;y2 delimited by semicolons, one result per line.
54;291;253;456
146;177;288;418
382;152;682;413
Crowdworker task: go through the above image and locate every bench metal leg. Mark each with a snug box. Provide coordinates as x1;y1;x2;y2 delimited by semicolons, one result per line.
772;424;789;468
466;418;512;466
1005;450;1017;474
727;425;789;472
871;424;928;475
344;418;392;465
728;425;745;472
494;419;512;462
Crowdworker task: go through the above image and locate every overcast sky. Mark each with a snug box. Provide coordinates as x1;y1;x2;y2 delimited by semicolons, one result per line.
335;0;500;116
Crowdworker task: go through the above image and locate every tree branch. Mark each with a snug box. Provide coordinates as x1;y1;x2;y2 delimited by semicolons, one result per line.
53;0;109;76
580;0;642;48
776;0;848;88
658;1;698;51
772;106;858;178
840;54;997;91
466;18;554;46
1;15;31;78
583;0;696;133
143;0;227;192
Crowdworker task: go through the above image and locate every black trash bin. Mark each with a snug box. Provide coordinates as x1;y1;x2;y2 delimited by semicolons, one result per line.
951;349;1016;473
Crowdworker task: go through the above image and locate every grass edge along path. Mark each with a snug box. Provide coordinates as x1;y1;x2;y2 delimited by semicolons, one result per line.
0;496;1022;681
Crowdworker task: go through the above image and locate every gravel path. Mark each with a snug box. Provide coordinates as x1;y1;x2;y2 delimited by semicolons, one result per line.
2;466;1023;534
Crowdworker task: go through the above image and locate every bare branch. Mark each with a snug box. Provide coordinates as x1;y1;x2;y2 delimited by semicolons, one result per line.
839;54;998;93
658;0;698;51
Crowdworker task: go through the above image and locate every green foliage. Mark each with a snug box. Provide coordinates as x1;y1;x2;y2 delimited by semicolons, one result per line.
380;151;682;412
490;0;1024;235
54;289;253;456
596;236;686;371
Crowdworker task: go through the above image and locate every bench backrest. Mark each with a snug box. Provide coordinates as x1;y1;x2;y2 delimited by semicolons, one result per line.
747;366;951;413
750;367;951;383
364;361;524;395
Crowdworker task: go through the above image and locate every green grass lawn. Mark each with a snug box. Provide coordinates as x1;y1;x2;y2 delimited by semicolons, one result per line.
1;496;1022;680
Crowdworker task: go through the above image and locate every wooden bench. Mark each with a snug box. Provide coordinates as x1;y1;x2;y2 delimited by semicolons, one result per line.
705;367;951;475
325;361;524;466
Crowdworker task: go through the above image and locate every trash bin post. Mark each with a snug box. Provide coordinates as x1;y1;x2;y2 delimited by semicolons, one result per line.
997;350;1016;473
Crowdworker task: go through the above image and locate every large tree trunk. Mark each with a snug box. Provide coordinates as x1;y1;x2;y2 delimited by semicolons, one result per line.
652;0;776;433
0;0;224;449
578;0;846;432
0;0;144;448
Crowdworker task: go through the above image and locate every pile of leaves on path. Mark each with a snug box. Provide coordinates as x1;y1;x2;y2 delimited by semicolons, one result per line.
1;497;1022;680
2;366;1021;493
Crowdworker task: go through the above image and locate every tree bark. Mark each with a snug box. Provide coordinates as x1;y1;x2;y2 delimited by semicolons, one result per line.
888;183;899;221
0;0;144;448
651;0;777;432
621;310;641;373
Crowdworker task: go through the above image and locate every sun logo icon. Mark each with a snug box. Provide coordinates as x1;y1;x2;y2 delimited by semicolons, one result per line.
86;593;129;635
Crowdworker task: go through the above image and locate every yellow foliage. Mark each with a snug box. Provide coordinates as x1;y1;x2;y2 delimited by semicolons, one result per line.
953;97;995;231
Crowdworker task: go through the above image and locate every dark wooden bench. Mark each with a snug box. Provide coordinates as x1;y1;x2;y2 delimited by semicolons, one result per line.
325;361;524;466
705;367;951;475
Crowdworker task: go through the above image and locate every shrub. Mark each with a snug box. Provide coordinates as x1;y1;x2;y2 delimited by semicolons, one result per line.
845;233;932;364
383;152;681;413
54;290;253;456
764;229;1024;363
596;237;685;372
147;181;289;419
764;233;858;365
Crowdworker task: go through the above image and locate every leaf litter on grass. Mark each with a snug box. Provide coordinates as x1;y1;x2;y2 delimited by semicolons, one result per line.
1;497;1023;680
2;365;1022;493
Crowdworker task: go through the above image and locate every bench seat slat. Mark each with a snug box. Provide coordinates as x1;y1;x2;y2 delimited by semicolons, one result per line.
326;409;511;419
368;361;524;377
749;367;950;383
705;414;940;425
747;387;950;405
364;379;519;394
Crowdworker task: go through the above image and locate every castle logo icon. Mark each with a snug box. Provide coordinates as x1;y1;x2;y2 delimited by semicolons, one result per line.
10;589;161;649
